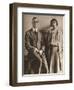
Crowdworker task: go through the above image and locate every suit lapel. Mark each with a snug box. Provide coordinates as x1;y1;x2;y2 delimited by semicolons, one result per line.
29;28;42;49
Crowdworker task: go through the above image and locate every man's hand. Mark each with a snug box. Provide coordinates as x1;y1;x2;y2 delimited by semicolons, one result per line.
34;48;39;53
34;48;43;55
39;50;43;55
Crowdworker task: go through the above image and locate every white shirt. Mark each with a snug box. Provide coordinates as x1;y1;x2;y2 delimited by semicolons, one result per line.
32;28;38;32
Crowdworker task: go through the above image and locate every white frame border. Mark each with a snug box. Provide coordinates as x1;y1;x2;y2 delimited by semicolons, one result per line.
17;7;70;83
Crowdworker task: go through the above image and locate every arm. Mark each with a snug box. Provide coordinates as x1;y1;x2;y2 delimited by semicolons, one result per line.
25;32;35;52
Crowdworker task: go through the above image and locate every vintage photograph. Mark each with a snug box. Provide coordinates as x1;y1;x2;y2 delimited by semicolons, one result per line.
23;14;63;74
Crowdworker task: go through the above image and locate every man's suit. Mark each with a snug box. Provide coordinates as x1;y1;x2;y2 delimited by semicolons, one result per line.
25;28;44;74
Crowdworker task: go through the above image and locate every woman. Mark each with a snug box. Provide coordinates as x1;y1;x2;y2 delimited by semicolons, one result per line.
47;19;61;73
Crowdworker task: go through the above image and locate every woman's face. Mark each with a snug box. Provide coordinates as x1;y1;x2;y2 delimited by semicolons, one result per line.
52;21;57;28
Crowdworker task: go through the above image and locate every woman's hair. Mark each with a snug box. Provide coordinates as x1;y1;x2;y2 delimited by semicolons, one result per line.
50;18;58;26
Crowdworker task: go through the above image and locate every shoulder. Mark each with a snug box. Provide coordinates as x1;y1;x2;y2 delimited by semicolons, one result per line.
25;28;32;35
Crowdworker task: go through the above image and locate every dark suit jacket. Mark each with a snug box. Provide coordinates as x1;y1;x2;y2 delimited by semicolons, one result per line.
25;28;44;53
25;28;44;62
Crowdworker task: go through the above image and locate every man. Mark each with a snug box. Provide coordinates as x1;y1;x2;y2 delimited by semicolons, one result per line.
25;17;49;74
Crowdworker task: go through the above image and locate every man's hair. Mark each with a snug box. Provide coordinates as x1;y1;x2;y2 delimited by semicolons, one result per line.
32;17;39;23
50;18;58;26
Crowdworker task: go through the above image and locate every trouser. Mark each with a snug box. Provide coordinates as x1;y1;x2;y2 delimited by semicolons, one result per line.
34;51;49;74
50;46;60;73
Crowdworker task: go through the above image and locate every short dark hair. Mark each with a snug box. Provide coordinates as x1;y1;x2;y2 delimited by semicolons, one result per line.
50;18;58;26
32;17;39;23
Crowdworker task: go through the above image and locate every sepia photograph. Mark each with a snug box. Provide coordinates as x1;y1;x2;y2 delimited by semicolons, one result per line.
23;14;63;75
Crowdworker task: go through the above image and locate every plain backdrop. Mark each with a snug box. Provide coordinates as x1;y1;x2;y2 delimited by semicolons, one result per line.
0;0;74;90
23;14;63;31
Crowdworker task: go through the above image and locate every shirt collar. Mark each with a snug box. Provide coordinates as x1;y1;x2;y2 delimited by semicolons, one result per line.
32;28;38;32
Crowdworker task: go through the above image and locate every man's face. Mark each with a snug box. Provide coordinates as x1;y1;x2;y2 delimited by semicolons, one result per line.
32;18;39;28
